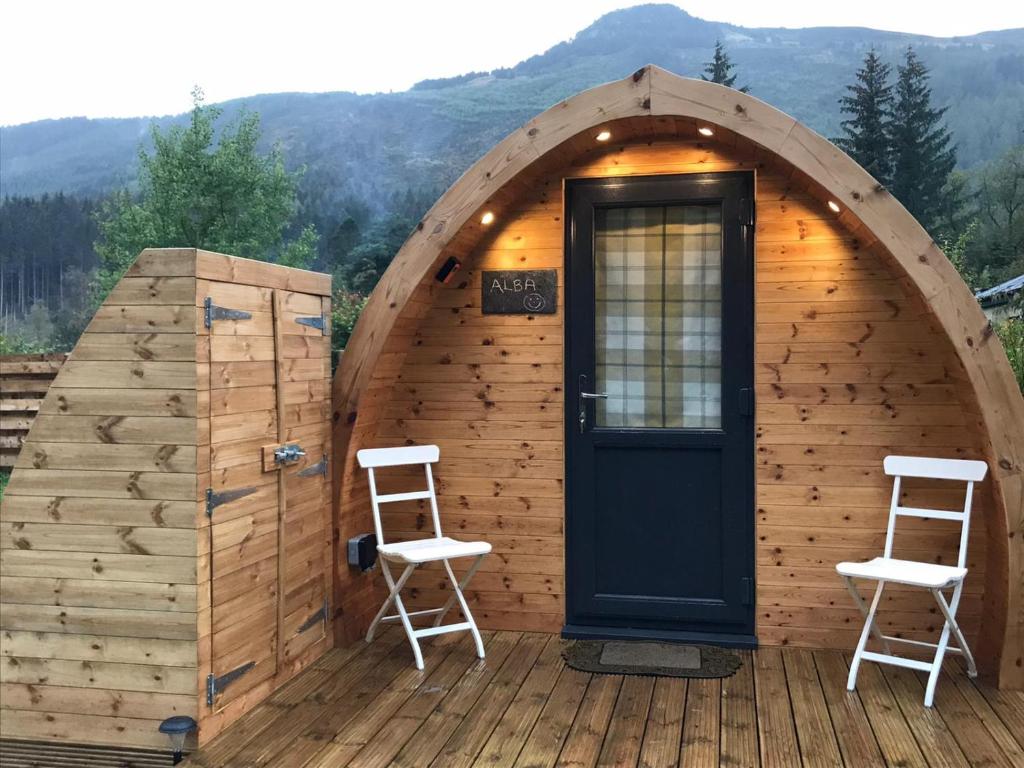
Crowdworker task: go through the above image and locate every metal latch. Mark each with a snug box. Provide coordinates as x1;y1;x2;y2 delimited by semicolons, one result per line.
295;314;327;335
274;444;306;464
297;454;328;478
203;297;252;328
206;661;255;705
206;486;257;517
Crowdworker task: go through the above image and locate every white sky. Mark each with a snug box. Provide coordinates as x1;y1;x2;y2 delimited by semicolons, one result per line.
3;1;1022;126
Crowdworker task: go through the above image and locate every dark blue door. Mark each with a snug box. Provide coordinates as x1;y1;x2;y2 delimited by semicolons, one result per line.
564;173;756;645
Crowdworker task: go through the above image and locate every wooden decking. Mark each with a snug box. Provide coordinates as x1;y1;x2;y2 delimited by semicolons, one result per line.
184;628;1024;768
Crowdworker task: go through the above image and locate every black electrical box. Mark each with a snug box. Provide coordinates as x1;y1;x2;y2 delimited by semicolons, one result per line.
347;533;377;571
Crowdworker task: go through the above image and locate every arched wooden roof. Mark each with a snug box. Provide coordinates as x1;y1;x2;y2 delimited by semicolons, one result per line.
332;65;1024;687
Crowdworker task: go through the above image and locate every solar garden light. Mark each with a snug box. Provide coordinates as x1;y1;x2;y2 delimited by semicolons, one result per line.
159;716;197;765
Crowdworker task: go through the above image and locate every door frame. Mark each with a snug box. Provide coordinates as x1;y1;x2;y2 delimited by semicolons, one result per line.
562;171;757;647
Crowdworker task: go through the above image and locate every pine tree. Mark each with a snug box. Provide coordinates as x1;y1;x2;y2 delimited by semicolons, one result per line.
836;48;893;185
889;47;956;229
700;41;749;93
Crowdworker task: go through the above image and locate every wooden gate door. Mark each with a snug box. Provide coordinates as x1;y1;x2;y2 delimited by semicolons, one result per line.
203;280;332;711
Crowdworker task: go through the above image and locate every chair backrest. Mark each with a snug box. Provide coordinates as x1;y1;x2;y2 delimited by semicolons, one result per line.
881;455;988;569
357;445;442;546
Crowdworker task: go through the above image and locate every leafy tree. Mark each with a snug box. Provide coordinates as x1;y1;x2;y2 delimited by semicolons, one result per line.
836;48;894;185
94;88;318;295
889;48;956;230
338;214;415;294
331;289;368;358
700;41;748;93
326;216;362;274
995;309;1024;393
968;145;1024;282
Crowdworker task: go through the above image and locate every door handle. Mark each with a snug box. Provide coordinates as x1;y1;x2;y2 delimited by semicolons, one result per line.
578;374;608;433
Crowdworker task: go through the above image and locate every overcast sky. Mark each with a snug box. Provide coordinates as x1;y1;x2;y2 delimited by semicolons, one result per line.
3;0;1022;126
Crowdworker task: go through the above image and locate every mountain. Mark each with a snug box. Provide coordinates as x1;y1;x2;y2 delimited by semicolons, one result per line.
3;4;1024;214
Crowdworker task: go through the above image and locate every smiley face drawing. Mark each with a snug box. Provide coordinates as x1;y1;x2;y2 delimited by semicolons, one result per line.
523;293;546;312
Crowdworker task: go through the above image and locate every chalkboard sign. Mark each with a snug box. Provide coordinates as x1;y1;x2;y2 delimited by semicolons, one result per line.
481;269;557;315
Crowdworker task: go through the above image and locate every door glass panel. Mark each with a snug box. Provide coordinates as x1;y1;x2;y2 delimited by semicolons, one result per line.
594;204;722;429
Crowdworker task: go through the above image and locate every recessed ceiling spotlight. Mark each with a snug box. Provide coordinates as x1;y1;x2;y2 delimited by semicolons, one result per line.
481;211;495;225
596;130;612;142
698;126;714;137
827;200;841;214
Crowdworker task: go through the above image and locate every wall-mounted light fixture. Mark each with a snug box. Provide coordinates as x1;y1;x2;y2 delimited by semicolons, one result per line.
827;200;841;214
480;211;495;225
698;126;715;137
596;130;612;142
434;256;462;284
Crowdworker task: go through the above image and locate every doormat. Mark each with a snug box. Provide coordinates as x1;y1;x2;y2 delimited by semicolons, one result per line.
562;640;742;679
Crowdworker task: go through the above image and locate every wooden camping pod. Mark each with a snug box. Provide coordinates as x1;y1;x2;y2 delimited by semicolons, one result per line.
0;249;334;749
332;67;1024;688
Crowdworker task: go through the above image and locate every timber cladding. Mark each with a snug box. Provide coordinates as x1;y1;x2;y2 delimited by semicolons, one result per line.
0;248;333;750
339;129;995;653
0;354;67;468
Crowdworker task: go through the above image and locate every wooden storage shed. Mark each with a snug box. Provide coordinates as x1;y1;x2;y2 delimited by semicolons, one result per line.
0;248;333;749
332;67;1024;689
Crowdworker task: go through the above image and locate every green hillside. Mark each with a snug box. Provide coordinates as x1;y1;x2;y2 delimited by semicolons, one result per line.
3;4;1023;215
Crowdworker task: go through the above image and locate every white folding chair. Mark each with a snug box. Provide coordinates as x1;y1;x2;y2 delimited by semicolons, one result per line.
357;444;491;670
837;455;987;707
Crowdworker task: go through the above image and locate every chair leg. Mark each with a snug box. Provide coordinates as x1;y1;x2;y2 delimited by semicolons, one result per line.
433;553;487;627
368;560;425;670
441;556;486;660
847;580;886;692
931;585;976;678
843;576;891;654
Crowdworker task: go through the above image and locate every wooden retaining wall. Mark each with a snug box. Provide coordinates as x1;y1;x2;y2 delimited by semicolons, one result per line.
0;354;67;469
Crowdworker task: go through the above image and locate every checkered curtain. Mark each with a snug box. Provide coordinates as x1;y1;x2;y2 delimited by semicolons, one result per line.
594;204;723;429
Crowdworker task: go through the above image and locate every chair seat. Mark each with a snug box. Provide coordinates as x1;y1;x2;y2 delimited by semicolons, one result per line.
378;536;492;564
836;557;967;588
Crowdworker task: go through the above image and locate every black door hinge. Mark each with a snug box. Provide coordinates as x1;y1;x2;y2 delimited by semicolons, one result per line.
204;297;253;328
295;314;328;335
297;599;329;634
297;454;328;478
741;577;754;606
206;661;255;705
206;486;257;518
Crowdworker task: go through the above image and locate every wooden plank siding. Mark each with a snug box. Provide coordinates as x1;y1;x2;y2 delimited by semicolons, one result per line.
181;628;1024;768
1;249;201;750
345;134;992;650
0;354;68;468
0;248;333;751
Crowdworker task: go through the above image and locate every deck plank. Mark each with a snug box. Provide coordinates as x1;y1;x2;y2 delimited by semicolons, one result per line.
813;651;884;767
850;659;927;768
473;635;565;768
179;633;1024;768
930;667;1016;768
596;675;655;767
679;678;719;768
376;630;524;768
555;674;622;768
720;654;759;768
782;649;843;768
753;647;800;768
429;633;548;767
513;666;591;768
881;665;970;768
638;678;686;768
948;673;1024;763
